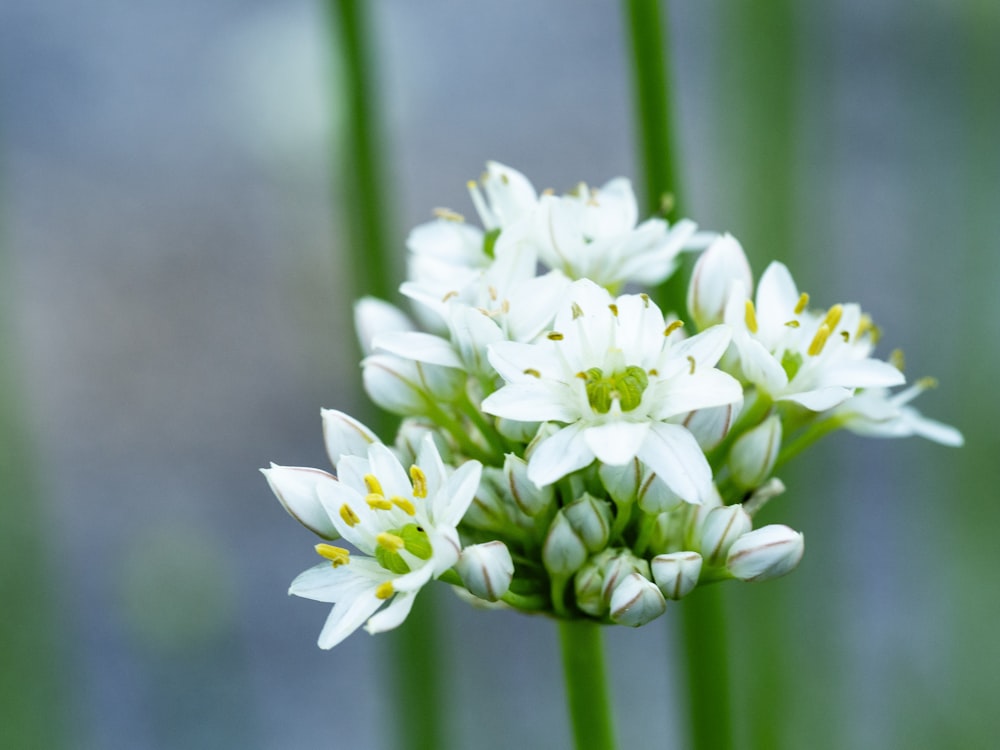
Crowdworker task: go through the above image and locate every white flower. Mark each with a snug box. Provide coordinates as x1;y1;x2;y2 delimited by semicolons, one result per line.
354;297;416;355
726;525;804;582
687;233;754;330
467;161;539;231
288;437;481;648
835;378;964;446
456;541;514;601
481;279;743;500
534;177;701;289
262;464;339;539
724;260;905;411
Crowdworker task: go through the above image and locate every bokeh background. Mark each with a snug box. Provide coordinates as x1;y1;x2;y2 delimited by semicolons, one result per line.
2;1;998;748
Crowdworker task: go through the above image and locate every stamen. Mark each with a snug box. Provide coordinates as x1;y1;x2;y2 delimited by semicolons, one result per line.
542;187;555;196
432;207;464;222
315;544;350;567
640;293;650;308
500;172;509;185
648;368;659;376
410;466;428;498
364;474;384;496
366;494;393;510
501;299;510;314
840;331;850;342
376;532;405;552
664;320;684;337
890;349;905;372
807;324;831;356
794;293;810;315
488;285;498;301
608;303;619;317
375;581;394;600
441;290;459;303
466;180;477;190
744;300;759;334
391;496;416;515
916;376;938;390
339;504;360;527
547;332;564;341
823;304;844;332
857;313;873;338
784;320;800;328
523;368;541;378
687;356;697;374
571;303;584;320
575;371;587;379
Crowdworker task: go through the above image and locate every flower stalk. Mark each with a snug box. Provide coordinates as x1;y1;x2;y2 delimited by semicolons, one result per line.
559;619;617;750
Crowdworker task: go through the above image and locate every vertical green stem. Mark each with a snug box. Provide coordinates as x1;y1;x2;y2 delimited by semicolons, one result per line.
326;3;444;749
680;587;733;750
623;0;688;316
558;619;617;750
622;3;735;747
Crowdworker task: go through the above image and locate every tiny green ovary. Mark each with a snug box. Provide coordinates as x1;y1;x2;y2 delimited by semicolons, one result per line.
374;523;433;574
584;366;649;414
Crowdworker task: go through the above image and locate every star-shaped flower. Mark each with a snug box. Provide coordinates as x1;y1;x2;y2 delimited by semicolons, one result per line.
481;280;742;500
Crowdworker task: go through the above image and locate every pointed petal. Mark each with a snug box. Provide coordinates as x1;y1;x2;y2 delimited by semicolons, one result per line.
262;465;339;539
480;382;578;423
372;331;463;369
648;369;743;420
636;423;713;505
363;591;419;635
322;409;380;468
527;423;595;487
583;421;650;465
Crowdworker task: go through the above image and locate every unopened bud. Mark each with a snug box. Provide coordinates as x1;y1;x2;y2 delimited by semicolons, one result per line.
505;454;553;516
743;477;786;517
354;297;415;355
637;471;684;515
456;541;515;601
563;493;613;553
683;402;740;452
726;525;804;582
609;573;666;627
542;511;588;576
729;415;782;490
599;460;642;505
699;505;752;566
321;409;379;469
687;233;753;330
362;353;465;416
651;551;703;600
573;553;612;617
261;464;339;539
600;550;650;603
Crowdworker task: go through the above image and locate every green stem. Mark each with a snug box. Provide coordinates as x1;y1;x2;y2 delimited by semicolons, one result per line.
773;415;845;472
681;587;734;750
457;393;508;462
623;0;688;315
558;619;617;750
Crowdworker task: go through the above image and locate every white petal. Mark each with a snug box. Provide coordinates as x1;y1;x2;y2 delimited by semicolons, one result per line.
686;233;753;330
661;325;733;376
354;297;415;355
636;423;713;505
262;464;339;539
366;443;413;499
487;340;563;382
583;421;650;465
480;382;578;423
363;591;419;635
815;358;905;389
527;423;595;487
755;262;800;331
780;387;853;411
648;369;744;421
321;409;379;468
318;590;385;649
372;331;464;369
434;459;483;527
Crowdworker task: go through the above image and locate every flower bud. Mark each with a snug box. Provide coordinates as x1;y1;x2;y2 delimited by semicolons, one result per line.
600;550;650;603
261;464;339;539
729;415;782;490
394;419;451;467
682;402;741;452
361;353;465;416
609;573;666;627
726;525;804;582
599;460;641;505
687;233;753;330
742;477;786;517
573;553;612;617
542;511;588;576
354;297;415;355
456;541;514;601
321;409;379;469
699;505;752;566
636;471;684;515
651;551;703;600
563;493;613;553
505;454;553;516
496;418;541;443
462;472;509;532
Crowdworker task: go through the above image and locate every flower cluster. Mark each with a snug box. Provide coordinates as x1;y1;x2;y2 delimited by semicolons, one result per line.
265;162;961;647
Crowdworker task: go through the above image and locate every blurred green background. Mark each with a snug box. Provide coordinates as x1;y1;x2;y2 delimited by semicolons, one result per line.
1;1;997;748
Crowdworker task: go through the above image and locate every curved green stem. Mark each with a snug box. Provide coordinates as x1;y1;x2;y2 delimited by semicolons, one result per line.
774;415;845;471
558;619;617;750
681;587;734;750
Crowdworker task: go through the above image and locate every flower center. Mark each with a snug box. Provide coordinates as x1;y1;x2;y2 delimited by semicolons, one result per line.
375;523;433;574
584;366;649;414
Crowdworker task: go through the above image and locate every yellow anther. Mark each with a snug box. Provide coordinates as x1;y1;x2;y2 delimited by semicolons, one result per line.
410;466;428;498
432;207;464;222
823;304;844;332
917;376;938;390
542;187;555;196
857;313;874;338
840;331;850;342
523;368;541;378
687;356;697;374
315;544;350;567
466;180;477;190
339;503;361;527
441;290;459;303
575;371;588;379
364;474;384;496
648;368;659;376
488;285;498;301
807;324;832;356
376;532;405;552
794;293;810;315
547;332;564;341
745;300;759;333
664;320;684;337
571;303;584;320
500;173;510;185
608;303;619;317
890;349;906;372
785;320;800;328
501;299;510;314
392;496;416;515
375;581;395;600
640;293;650;308
366;494;393;510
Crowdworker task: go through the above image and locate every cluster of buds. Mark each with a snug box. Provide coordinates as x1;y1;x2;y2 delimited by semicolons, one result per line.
264;162;962;647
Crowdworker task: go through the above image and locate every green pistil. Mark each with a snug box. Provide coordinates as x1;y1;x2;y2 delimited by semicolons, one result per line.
780;350;802;380
375;523;433;573
483;228;501;258
585;366;649;414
